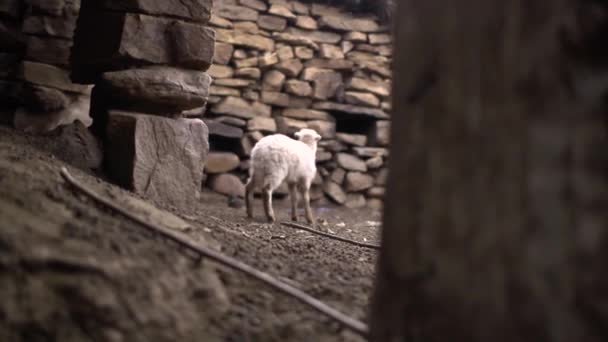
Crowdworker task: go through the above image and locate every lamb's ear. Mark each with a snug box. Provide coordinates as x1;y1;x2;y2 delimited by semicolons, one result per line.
294;131;302;139
314;134;321;141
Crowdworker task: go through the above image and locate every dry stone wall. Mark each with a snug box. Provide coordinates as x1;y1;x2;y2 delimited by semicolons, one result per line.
69;0;215;212
204;0;392;209
0;0;92;132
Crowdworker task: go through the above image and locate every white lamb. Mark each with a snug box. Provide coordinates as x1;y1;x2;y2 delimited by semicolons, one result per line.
245;128;322;224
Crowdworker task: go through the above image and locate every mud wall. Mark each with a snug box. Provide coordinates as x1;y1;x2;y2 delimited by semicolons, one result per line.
203;0;392;209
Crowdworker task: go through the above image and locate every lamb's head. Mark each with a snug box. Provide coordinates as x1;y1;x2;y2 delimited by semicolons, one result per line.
294;128;321;152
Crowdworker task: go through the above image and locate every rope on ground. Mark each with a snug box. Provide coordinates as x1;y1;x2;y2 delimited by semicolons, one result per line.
281;221;381;250
59;167;369;338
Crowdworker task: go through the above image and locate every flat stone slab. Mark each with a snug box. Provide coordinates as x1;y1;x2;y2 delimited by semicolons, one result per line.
105;111;209;211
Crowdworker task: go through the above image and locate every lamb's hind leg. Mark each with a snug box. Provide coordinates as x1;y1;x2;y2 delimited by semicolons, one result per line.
245;177;255;218
262;184;276;223
288;182;298;222
298;180;314;224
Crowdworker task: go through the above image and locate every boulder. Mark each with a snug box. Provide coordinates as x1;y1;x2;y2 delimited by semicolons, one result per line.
25;36;72;67
259;52;279;67
209;14;233;28
284;79;312;97
213;42;234;65
215;28;274;51
323;181;346;204
260;91;290;107
22;13;78;39
211;97;255;119
344;91;380;107
282;108;331;120
343;31;367;42
295;15;318;30
336;153;367;172
234;67;261;79
307;120;336;139
368;33;391;44
213;78;253;88
104;112;209;210
258;15;287;31
205;152;240;173
375;168;388;186
275;59;304;78
207;65;234;78
214;116;247;127
318;15;380;32
371;120;390;146
215;4;258;21
347;77;390;97
262;70;286;91
272;32;319;50
209;86;240;97
286;27;341;44
344;172;374;192
208;173;245;197
268;4;296;20
352;147;389;158
319;44;344;59
367;186;385;198
345;194;366;209
335;132;367;147
233;57;258;68
239;0;267;11
294;46;314;59
316;150;333;162
247;116;277;133
304;58;355;70
301;68;342;100
330;168;346;184
21;84;70;112
205;120;244;139
99;67;211;113
276;45;294;61
366;156;383;169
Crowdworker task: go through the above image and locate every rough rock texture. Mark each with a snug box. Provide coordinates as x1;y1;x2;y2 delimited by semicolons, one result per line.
105;112;209;212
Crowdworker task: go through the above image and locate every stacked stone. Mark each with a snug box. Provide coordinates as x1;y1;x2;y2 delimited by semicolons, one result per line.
203;0;391;210
70;0;216;211
0;0;91;131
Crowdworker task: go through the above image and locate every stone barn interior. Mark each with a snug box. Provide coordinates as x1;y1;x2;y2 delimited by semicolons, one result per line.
0;0;392;340
2;0;607;341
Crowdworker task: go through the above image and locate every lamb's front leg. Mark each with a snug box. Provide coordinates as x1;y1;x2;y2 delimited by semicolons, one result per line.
288;182;298;222
262;186;275;223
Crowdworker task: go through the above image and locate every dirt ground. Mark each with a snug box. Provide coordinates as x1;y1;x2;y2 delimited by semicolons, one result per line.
0;125;381;341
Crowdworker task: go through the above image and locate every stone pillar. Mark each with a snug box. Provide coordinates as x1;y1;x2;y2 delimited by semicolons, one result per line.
70;0;215;211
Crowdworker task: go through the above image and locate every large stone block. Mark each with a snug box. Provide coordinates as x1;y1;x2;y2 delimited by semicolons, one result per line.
216;4;258;21
22;13;78;39
301;68;342;100
215;28;274;51
98;66;211;113
18;61;91;94
71;10;215;83
105;111;209;211
317;15;380;32
88;0;212;23
213;42;234;65
25;35;72;67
